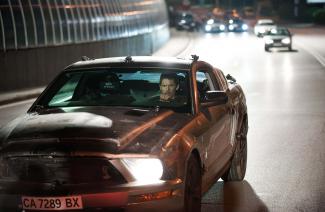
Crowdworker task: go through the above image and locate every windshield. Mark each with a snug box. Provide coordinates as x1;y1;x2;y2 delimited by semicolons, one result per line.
259;22;274;26
37;68;191;113
266;28;290;36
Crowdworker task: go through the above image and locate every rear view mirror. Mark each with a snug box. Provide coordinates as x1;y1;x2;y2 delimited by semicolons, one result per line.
201;91;228;107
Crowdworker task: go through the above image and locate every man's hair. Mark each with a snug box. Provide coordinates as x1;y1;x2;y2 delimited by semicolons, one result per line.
159;73;179;85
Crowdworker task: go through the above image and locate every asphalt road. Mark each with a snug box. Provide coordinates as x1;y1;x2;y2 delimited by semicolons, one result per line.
0;26;325;212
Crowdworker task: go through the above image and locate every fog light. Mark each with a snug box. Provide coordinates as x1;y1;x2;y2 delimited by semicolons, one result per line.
129;189;182;203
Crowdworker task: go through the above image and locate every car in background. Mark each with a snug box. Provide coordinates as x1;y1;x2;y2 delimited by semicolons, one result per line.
254;19;276;37
203;17;226;33
0;56;248;211
264;27;292;52
176;12;199;31
227;18;249;32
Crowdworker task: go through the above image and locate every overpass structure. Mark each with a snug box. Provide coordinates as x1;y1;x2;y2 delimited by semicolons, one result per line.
0;0;169;92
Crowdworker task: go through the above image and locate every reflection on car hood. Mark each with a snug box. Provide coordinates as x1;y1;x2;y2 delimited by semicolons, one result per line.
0;107;192;155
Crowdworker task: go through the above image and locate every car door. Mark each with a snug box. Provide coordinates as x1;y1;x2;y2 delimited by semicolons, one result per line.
194;67;233;183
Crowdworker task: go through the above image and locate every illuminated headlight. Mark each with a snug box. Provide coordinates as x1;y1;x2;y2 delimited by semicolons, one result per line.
242;24;248;30
264;38;274;44
282;38;291;44
258;28;266;34
205;25;212;31
207;19;214;25
228;25;234;30
121;158;163;182
219;25;225;31
179;20;186;24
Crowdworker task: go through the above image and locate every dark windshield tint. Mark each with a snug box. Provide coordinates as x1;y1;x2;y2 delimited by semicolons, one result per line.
37;68;191;113
260;23;274;26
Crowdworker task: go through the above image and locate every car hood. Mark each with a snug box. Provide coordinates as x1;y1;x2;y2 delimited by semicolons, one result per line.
265;35;289;40
0;107;192;155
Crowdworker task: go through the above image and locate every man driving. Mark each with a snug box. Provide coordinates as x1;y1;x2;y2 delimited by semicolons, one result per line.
159;73;179;102
147;72;187;108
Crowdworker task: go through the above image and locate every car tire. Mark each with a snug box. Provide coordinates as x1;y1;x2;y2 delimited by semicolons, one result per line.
264;46;269;52
288;45;292;51
222;116;248;181
184;154;201;212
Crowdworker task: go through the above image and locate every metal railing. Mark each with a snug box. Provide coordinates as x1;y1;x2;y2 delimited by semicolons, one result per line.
0;0;168;51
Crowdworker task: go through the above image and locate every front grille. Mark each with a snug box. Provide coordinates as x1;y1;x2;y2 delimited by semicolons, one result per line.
6;156;126;185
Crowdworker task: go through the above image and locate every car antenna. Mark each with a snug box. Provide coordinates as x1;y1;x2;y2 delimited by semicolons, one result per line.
125;56;133;63
81;56;91;61
191;54;199;62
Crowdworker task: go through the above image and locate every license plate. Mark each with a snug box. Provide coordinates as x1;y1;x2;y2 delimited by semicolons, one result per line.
21;195;83;210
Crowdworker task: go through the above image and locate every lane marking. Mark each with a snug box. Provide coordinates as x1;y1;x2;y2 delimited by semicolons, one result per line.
176;32;195;57
295;40;325;68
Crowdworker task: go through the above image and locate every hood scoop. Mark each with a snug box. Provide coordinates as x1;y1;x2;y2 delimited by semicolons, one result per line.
124;109;149;116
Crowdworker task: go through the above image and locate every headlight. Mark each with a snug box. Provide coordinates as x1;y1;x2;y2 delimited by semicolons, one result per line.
264;38;274;44
205;25;212;31
259;28;266;34
219;25;225;31
121;158;163;182
242;24;248;30
228;25;234;30
282;38;291;44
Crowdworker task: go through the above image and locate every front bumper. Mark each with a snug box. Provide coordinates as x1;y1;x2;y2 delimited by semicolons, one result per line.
0;179;183;211
265;43;291;48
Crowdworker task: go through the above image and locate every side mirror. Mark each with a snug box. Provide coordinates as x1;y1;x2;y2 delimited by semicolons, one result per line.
226;74;236;83
201;91;228;107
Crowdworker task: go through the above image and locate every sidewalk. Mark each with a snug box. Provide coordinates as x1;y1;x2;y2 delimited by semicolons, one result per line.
0;28;192;106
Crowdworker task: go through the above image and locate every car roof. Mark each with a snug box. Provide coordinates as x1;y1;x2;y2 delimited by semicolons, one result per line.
65;56;193;71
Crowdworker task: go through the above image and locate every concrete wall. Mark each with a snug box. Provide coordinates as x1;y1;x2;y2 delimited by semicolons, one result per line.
0;25;170;92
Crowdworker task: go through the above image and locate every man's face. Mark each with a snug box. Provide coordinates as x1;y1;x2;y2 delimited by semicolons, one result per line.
160;78;178;101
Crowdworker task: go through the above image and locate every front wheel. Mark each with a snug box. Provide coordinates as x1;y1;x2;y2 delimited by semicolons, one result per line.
264;46;270;52
222;116;248;181
184;154;201;212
